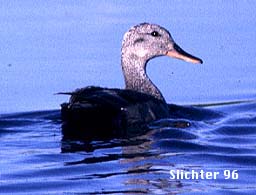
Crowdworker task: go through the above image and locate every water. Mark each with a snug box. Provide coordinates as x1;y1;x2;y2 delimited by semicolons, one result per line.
1;1;256;194
1;102;256;194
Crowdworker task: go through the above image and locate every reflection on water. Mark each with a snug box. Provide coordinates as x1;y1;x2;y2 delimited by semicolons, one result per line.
0;1;256;194
1;101;256;194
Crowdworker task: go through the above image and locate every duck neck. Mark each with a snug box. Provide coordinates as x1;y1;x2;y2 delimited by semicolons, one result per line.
121;53;165;102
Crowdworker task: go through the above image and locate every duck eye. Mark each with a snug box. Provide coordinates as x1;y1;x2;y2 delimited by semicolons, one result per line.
151;31;160;37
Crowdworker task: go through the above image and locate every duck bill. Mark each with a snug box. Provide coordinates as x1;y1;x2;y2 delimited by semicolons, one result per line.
166;43;203;64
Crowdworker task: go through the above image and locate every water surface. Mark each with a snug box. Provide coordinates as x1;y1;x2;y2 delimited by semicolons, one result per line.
1;102;256;194
1;1;256;194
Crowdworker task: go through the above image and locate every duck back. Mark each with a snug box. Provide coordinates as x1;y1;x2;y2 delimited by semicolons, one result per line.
61;86;169;139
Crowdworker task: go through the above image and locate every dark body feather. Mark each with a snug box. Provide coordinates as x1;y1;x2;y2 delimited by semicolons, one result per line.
60;23;203;140
61;86;169;139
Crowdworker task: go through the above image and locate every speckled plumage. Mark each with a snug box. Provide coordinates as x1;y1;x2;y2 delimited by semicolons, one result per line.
121;23;175;101
60;23;202;138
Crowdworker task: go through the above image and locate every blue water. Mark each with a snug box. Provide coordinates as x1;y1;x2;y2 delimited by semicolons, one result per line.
1;102;256;194
1;1;256;194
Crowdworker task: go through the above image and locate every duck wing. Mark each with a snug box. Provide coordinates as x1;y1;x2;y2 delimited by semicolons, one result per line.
60;86;169;139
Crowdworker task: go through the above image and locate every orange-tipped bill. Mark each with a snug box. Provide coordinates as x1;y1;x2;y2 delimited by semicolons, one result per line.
166;43;203;64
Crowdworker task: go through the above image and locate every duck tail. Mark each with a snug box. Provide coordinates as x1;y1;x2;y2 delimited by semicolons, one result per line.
54;92;75;96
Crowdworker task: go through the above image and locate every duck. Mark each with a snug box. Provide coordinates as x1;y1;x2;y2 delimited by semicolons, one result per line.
60;23;203;139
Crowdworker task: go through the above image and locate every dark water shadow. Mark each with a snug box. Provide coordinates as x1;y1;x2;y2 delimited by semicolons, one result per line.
1;100;256;194
0;110;61;137
60;103;223;142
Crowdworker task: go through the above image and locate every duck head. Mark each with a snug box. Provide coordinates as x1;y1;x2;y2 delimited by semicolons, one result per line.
121;23;203;101
122;23;203;64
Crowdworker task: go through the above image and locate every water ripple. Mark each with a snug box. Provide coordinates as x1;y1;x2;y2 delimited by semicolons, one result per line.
1;102;256;194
